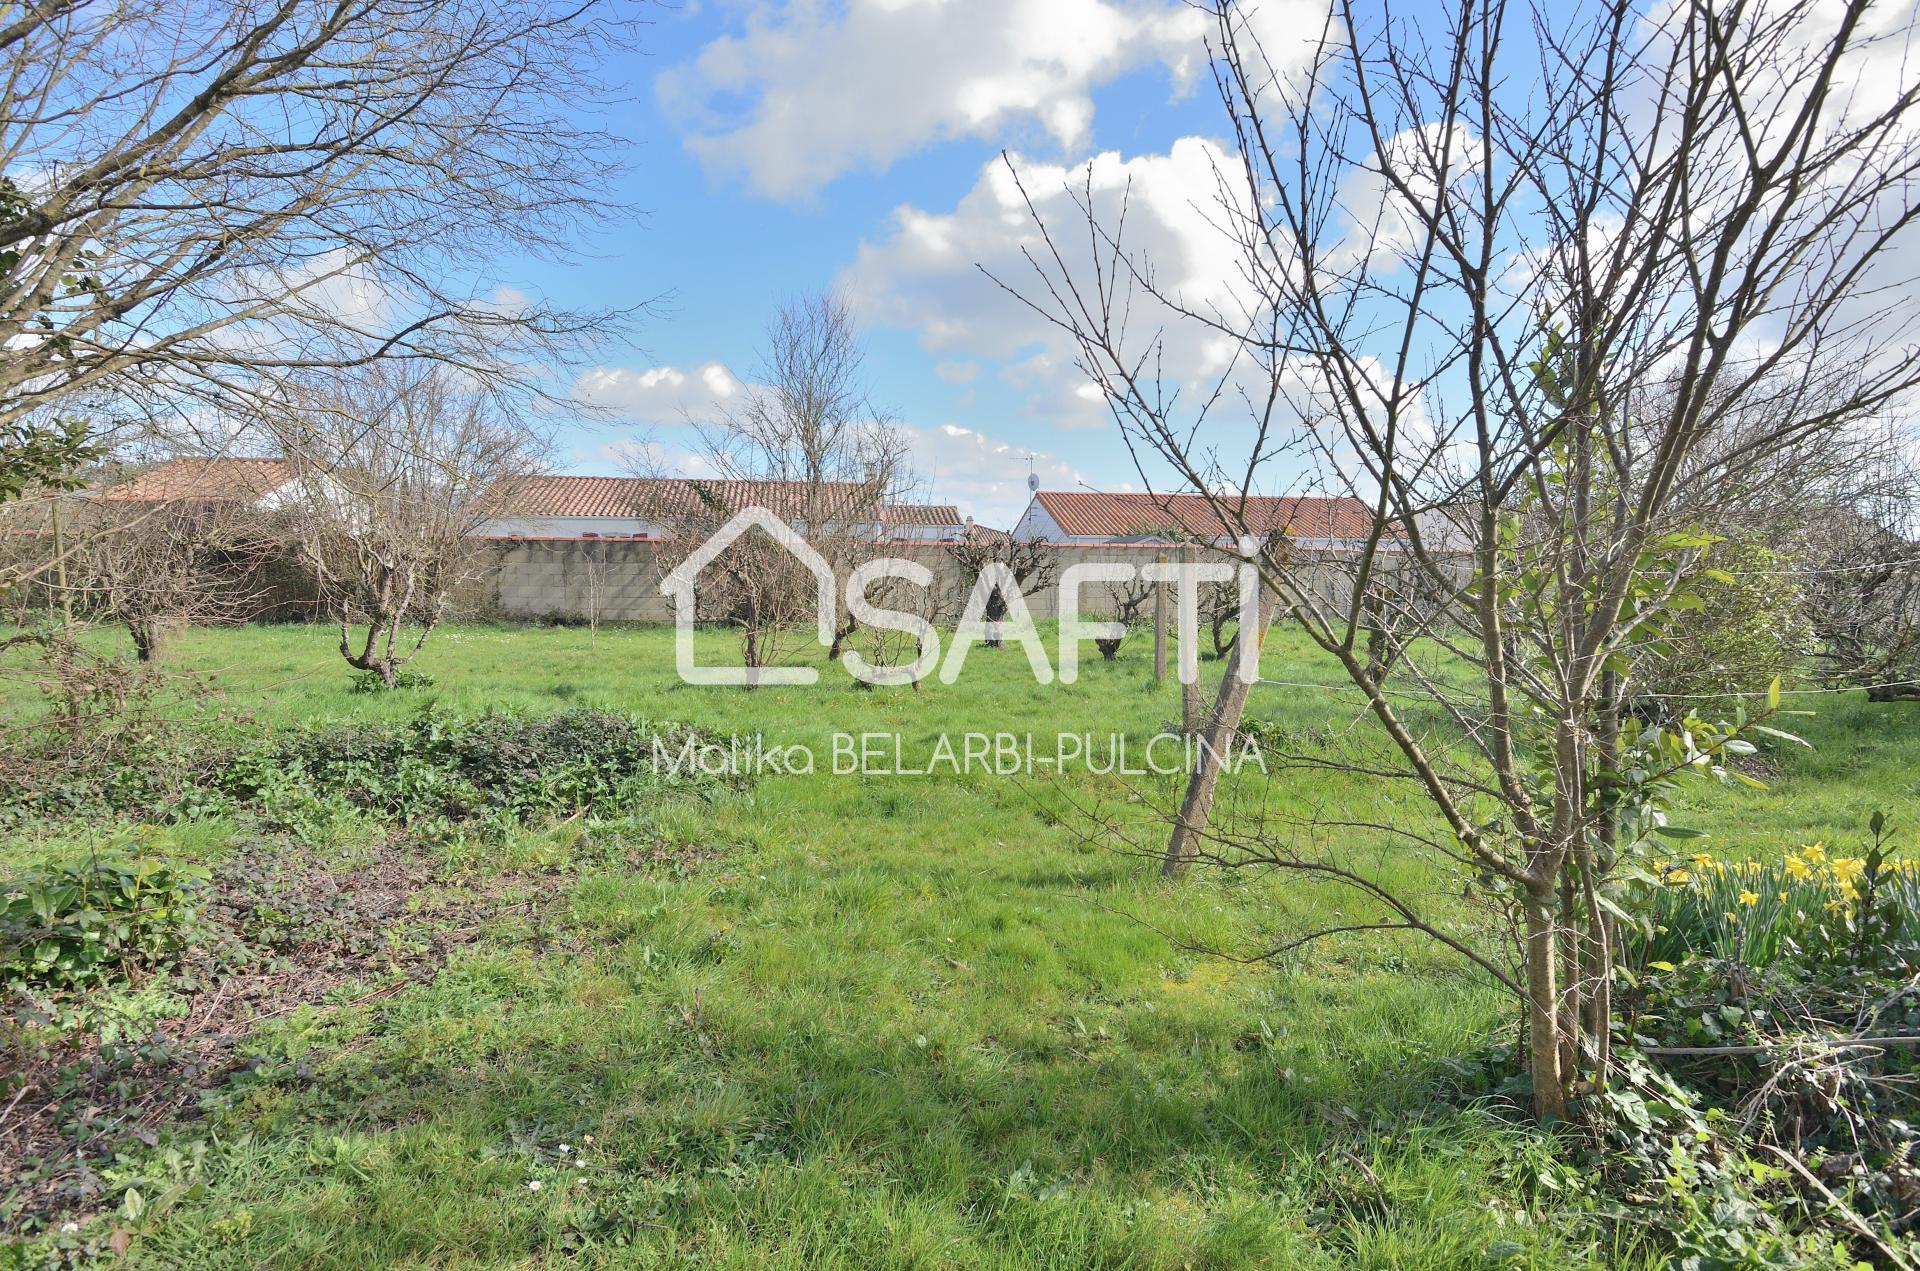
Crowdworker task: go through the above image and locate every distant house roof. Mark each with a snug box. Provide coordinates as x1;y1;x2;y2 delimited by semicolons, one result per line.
1031;490;1379;541
882;502;962;526
497;475;960;528
94;457;297;503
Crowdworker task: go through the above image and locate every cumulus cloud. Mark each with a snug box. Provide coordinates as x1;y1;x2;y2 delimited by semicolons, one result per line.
899;422;1089;528
661;0;1327;200
573;361;743;424
841;137;1269;429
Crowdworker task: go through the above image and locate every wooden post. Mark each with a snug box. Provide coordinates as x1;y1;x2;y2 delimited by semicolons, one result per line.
1152;550;1168;684
1180;544;1201;733
1163;568;1269;878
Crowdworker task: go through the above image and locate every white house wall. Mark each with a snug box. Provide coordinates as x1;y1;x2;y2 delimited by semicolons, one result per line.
475;515;667;539
1012;498;1064;541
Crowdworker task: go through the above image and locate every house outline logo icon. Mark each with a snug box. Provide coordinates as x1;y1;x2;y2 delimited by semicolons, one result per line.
660;505;837;686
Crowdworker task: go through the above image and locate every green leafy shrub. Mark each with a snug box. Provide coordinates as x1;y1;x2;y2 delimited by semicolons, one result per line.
0;857;208;991
2;707;741;838
348;668;437;693
1634;537;1808;712
226;708;736;835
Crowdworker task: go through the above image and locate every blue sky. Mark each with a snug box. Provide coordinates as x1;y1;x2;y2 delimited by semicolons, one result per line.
501;0;1321;527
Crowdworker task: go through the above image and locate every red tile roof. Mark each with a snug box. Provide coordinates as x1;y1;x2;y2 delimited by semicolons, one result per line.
498;475;958;526
94;457;296;503
1032;490;1379;541
882;502;962;526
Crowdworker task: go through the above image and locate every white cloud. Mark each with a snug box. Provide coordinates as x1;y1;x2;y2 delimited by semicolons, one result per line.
840;137;1269;429
660;0;1327;200
573;362;742;424
899;422;1087;528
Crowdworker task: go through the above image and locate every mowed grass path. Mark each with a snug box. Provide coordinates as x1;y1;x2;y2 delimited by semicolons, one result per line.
11;622;1918;1268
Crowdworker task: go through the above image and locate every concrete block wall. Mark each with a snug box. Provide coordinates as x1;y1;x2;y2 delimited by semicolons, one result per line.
472;537;1403;625
486;540;675;622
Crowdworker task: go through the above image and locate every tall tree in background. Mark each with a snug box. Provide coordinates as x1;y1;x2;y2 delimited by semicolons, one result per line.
1006;0;1920;1118
1803;447;1920;702
277;363;544;686
639;292;913;678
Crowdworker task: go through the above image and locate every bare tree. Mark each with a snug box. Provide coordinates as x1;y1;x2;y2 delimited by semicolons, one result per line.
1803;463;1920;702
1002;0;1920;1119
63;483;273;661
640;292;913;681
0;0;638;486
1198;577;1240;661
277;363;544;686
947;531;1058;649
1094;575;1155;661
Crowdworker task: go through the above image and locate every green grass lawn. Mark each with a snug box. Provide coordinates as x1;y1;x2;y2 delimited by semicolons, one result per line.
5;621;1917;1268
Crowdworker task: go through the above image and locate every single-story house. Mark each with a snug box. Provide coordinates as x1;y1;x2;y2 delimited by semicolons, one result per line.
1010;489;1387;549
880;502;966;542
92;456;318;511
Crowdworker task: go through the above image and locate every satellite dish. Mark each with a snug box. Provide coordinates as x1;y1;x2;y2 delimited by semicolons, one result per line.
1027;472;1039;492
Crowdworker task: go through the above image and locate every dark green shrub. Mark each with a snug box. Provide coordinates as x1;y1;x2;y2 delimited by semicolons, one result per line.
1635;537;1808;712
348;669;437;693
226;708;735;831
0;857;207;991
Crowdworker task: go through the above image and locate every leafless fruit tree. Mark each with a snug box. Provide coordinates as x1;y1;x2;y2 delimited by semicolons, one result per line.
63;484;274;661
1094;575;1156;660
947;532;1058;649
1001;0;1920;1118
276;363;544;686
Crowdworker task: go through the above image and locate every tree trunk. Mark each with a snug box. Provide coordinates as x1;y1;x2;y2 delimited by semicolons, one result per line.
129;618;159;663
1153;553;1168;682
828;613;857;661
1523;892;1569;1121
984;588;1007;649
1163;590;1270;877
743;592;763;690
1362;586;1398;683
